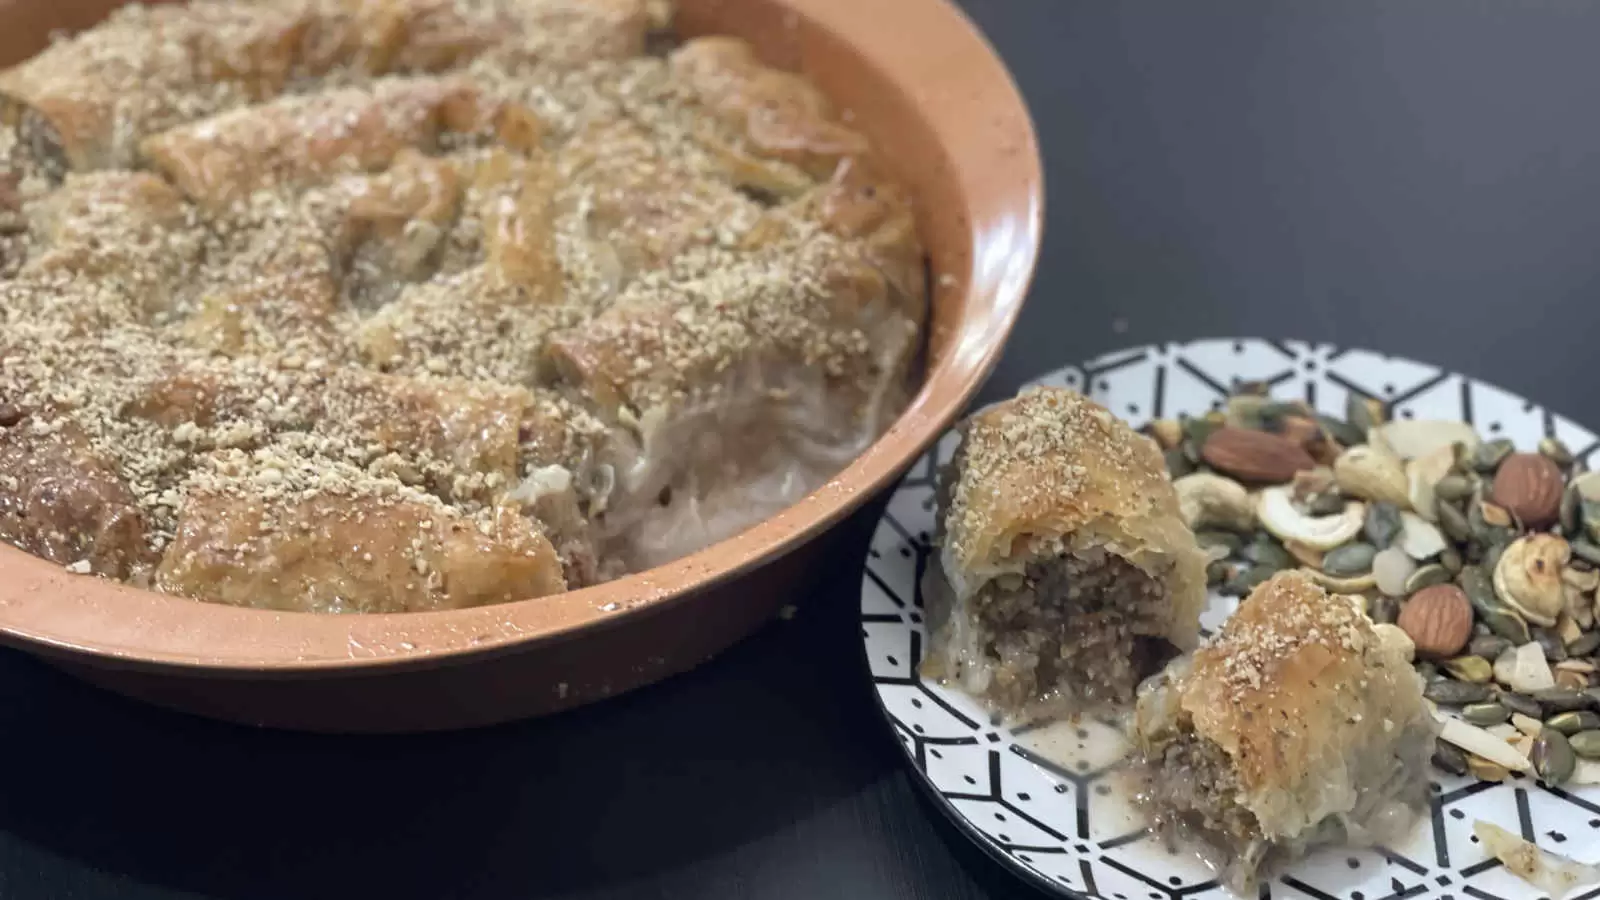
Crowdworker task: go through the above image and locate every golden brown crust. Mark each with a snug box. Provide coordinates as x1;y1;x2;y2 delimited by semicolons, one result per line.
0;0;925;613
1172;570;1430;836
0;1;324;171
140;76;485;209
0;419;153;579
156;488;565;613
669;36;869;179
940;387;1207;647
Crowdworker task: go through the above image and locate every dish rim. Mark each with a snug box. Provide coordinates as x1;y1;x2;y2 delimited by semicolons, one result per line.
0;0;1044;673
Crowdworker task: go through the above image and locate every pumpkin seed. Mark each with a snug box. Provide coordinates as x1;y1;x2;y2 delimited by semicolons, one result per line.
1445;656;1494;683
1435;474;1475;503
1432;739;1470;775
1482;541;1510;578
1257;401;1306;429
1226;395;1269;430
1221;566;1273;597
1468;755;1511;783
1405;563;1451;594
1241;534;1291;571
1540;437;1575;469
1364;502;1403;550
1533;730;1577;785
1195;531;1244;555
1425;679;1493;705
1323;542;1377;577
1164;448;1196;478
1584;498;1600;544
1346;394;1385;435
1458;566;1497;613
1440;546;1463;574
1569;730;1600;759
1181;416;1221;462
1307;492;1347;516
1205;560;1229;586
1546;710;1600;735
1482;608;1532;645
1531;687;1598;713
1368;594;1400;625
1501;691;1544;719
1536;628;1570;662
1568;632;1600;657
1437;499;1472;543
1562;484;1582;537
1232;379;1271;398
1463;702;1511;726
1473;438;1515;472
1571;540;1600;568
1315;414;1364;448
1469;635;1514;661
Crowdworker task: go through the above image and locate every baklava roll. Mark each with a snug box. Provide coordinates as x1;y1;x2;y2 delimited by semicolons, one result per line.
543;236;920;569
1132;570;1436;891
305;0;649;77
0;0;322;172
10;172;203;331
128;356;614;584
553;117;761;290
156;449;566;614
140;76;485;210
921;387;1208;724
669;37;870;183
0;416;152;580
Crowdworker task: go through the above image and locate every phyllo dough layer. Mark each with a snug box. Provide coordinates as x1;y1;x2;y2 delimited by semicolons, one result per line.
1132;570;1436;891
921;387;1208;724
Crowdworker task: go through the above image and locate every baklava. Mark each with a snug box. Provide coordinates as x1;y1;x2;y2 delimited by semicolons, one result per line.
921;387;1208;724
1132;570;1436;891
0;0;925;614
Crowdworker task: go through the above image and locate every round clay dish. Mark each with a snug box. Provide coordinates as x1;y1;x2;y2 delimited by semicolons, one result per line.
0;0;1042;731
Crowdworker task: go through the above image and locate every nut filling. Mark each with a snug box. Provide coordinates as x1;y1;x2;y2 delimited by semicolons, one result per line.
968;549;1179;717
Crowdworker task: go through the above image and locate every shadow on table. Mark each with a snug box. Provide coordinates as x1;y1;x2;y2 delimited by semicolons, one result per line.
0;512;905;899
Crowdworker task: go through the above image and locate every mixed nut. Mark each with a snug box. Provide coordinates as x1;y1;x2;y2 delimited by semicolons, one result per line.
1150;385;1600;788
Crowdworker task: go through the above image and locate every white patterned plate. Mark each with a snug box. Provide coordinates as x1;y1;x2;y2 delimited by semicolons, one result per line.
861;339;1600;900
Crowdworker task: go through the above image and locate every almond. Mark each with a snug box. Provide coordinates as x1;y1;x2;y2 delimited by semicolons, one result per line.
1200;427;1316;483
1493;452;1564;530
1398;583;1473;659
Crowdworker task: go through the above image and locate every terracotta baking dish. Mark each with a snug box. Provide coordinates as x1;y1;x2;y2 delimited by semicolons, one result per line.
0;0;1041;732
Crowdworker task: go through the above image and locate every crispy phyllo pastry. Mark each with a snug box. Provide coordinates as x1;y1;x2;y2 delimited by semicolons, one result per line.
0;0;926;614
921;387;1208;723
1132;571;1436;891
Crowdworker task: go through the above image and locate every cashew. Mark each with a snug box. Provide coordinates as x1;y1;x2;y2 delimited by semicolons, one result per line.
1333;444;1410;508
1257;486;1366;550
1375;419;1480;461
1300;566;1378;593
1571;470;1600;503
1173;472;1254;532
1494;534;1570;627
1405;445;1455;523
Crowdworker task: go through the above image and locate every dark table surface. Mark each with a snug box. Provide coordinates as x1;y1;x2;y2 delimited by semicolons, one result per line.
9;1;1600;897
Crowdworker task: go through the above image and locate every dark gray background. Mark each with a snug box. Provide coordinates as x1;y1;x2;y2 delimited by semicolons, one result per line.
6;1;1600;897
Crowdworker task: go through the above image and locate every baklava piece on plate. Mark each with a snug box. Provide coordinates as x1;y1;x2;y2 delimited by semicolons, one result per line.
921;387;1208;724
1132;570;1436;891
